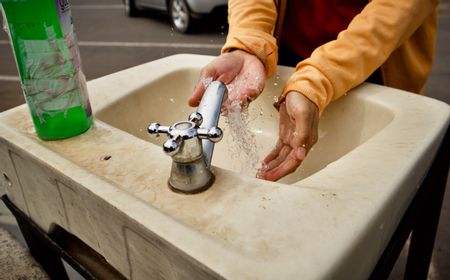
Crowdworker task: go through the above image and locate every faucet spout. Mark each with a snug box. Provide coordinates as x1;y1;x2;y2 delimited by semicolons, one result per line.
196;81;228;166
147;81;227;194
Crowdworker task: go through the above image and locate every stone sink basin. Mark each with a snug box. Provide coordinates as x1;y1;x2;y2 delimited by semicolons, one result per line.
1;54;449;279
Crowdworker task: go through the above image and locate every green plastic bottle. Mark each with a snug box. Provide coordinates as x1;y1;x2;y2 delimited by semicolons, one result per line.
1;0;93;140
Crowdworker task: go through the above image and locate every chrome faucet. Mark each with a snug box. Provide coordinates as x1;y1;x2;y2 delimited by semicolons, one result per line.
148;81;228;194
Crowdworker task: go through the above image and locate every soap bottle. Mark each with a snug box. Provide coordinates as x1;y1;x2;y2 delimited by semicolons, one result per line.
0;0;93;140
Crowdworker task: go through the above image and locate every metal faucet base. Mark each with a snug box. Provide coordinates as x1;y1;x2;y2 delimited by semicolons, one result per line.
168;175;214;194
168;157;215;194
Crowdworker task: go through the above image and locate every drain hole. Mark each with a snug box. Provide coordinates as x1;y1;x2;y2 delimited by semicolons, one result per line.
101;155;112;161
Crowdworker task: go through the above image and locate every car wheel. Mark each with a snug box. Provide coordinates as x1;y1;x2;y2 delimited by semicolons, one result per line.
124;0;139;17
169;0;192;33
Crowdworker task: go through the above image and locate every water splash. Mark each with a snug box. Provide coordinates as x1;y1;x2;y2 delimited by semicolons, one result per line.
225;72;261;102
223;100;259;175
272;95;278;103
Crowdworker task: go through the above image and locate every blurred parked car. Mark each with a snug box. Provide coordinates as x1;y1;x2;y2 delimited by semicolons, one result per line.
123;0;228;33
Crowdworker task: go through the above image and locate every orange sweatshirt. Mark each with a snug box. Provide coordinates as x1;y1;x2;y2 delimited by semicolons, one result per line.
222;0;439;112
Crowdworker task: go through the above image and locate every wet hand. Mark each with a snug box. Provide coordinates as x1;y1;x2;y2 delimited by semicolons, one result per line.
188;50;265;108
257;92;319;181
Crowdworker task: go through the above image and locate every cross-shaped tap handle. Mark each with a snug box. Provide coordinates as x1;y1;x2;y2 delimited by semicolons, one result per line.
148;112;222;157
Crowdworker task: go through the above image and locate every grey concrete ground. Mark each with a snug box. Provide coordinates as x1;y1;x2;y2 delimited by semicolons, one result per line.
0;227;50;279
0;0;449;279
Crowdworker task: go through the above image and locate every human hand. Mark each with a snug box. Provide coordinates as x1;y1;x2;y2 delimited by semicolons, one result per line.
188;50;265;108
257;92;319;181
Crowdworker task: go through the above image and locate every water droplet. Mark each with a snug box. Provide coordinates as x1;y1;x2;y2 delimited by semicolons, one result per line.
170;98;175;103
275;72;281;80
274;82;278;86
200;77;213;89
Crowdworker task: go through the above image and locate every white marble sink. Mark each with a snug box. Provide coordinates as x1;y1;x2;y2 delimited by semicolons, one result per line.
0;54;449;279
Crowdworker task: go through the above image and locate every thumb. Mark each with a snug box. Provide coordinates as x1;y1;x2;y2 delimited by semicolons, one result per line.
293;146;307;160
188;76;213;107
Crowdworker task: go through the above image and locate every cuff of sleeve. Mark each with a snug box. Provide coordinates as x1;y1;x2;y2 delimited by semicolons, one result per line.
222;28;278;78
274;65;334;113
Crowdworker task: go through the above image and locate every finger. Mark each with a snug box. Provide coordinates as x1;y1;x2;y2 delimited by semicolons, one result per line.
260;148;304;181
261;139;284;165
263;144;291;171
188;81;206;107
188;63;218;107
258;145;292;180
237;87;260;108
190;68;239;108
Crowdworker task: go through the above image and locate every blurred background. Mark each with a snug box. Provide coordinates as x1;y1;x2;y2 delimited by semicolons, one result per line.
1;0;449;279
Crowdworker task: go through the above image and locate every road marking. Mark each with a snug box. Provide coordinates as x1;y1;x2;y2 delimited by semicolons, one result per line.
0;75;20;82
71;5;123;10
77;41;223;49
0;40;222;49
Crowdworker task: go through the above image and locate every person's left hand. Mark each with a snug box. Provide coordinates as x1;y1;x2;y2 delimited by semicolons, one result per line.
257;91;319;181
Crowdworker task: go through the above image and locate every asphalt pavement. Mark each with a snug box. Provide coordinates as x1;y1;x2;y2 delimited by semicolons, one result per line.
1;0;449;279
0;0;227;111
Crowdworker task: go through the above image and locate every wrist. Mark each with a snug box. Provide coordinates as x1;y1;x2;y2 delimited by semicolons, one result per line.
274;90;319;112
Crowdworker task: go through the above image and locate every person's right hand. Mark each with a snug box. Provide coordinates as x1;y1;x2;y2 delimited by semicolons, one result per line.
257;91;319;181
188;50;266;108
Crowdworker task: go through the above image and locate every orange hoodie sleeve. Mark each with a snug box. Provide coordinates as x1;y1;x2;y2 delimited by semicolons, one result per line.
279;0;439;112
221;0;279;77
222;0;438;112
